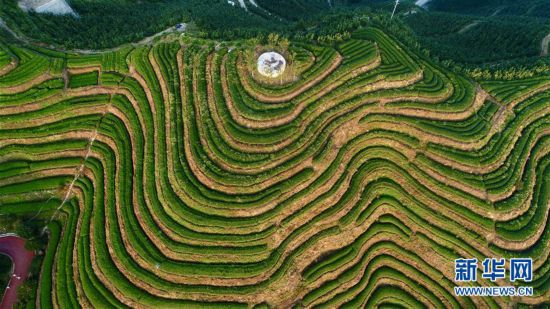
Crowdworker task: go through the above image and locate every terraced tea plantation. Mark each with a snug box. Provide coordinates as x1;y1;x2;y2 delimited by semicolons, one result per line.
0;27;549;307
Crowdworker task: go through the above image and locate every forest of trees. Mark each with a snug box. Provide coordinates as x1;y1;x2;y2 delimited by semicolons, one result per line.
404;11;550;64
0;0;189;49
0;0;282;49
0;0;402;49
427;0;550;19
0;0;548;79
255;0;329;21
0;254;10;299
0;215;48;251
377;14;550;81
0;0;374;49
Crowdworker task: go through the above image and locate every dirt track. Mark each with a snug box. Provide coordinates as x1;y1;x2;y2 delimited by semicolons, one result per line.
0;235;35;309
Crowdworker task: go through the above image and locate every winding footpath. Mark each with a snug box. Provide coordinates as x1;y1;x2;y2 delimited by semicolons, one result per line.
0;235;34;309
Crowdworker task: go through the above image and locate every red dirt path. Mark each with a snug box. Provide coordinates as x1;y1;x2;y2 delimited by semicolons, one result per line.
0;235;35;309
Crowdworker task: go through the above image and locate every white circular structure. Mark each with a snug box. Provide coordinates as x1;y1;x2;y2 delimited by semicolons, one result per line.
257;52;286;78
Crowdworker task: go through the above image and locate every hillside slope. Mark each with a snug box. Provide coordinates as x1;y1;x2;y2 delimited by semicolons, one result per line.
426;0;550;19
0;27;548;307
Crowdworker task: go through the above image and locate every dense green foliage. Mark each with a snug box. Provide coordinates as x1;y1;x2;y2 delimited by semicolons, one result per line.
15;254;43;308
427;0;550;19
255;0;329;20
376;14;549;80
0;0;187;49
1;0;372;48
0;253;11;298
0;0;284;49
0;48;11;67
69;71;98;88
404;12;550;64
0;215;47;250
1;0;548;72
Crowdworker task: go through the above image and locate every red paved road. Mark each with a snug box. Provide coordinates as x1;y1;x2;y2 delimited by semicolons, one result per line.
0;235;35;309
